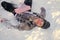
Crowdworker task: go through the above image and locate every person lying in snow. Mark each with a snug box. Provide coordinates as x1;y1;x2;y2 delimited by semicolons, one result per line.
1;0;50;30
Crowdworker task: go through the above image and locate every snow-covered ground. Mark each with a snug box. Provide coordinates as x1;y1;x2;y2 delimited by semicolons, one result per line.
0;0;60;40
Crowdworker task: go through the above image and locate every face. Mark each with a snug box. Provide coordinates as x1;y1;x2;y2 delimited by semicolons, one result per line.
33;18;44;27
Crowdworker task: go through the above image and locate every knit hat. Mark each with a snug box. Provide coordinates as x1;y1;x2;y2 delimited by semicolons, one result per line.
41;19;50;29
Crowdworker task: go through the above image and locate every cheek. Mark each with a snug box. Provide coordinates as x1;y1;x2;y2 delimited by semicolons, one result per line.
39;19;44;25
40;21;44;27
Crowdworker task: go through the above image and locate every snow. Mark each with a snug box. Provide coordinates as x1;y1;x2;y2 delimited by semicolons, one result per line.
0;0;60;40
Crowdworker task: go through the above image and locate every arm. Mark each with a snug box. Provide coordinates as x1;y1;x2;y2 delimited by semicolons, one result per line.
33;7;46;19
14;4;31;14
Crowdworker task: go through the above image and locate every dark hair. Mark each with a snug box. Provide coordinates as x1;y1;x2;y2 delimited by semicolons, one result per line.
41;19;50;29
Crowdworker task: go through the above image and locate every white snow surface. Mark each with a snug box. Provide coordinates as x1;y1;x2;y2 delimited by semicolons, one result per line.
0;0;60;40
